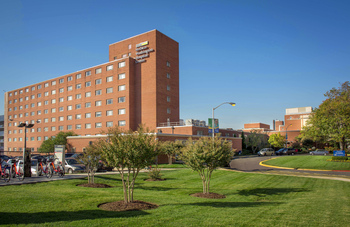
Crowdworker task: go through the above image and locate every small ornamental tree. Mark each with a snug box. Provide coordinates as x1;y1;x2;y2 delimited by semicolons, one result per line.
159;140;184;164
97;125;159;203
180;137;234;194
77;144;101;184
38;131;77;153
268;133;286;149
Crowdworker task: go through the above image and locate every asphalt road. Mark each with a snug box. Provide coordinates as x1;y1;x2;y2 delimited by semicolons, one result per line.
229;155;350;180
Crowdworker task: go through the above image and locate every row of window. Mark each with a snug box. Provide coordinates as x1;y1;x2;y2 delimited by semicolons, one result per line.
7;121;126;142
8;78;126;105
8;85;125;111
8;62;126;97
8;96;125;119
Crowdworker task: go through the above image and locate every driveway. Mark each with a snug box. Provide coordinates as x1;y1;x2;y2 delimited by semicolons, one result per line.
229;156;350;181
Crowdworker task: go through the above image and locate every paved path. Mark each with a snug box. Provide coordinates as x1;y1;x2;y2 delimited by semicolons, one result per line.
229;155;350;182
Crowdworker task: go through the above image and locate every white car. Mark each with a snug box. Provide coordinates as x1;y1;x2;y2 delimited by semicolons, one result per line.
258;148;274;156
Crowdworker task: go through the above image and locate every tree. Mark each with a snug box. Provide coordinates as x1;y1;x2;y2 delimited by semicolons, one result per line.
38;131;77;153
302;81;350;150
246;130;268;153
268;133;286;149
179;137;234;194
77;144;101;184
241;131;246;149
159;140;184;164
96;126;159;203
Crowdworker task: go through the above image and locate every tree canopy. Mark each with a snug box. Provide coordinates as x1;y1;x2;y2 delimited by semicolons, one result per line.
179;137;234;194
268;133;285;149
246;130;268;153
159;140;184;164
96;126;159;203
38;131;77;153
302;81;350;150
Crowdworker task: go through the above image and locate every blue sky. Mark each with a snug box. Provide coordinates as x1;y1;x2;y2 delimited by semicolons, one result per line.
1;0;349;129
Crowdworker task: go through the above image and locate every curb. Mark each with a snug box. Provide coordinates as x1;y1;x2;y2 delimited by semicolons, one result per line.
260;159;350;172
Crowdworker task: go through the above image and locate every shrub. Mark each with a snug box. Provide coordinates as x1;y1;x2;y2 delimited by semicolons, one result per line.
148;165;162;180
331;156;348;161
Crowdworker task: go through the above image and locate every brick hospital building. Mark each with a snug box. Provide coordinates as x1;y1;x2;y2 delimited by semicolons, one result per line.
4;30;241;154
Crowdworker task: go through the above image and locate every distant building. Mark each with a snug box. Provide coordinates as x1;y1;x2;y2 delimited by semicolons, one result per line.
0;115;4;151
242;123;272;133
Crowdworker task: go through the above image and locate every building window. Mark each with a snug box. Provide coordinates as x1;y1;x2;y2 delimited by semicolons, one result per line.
95;100;102;106
51;117;56;122
85;71;91;76
106;110;113;116
76;124;81;130
95;90;102;96
118;73;125;80
76;84;81;89
106;76;113;82
106;121;113;127
85;102;91;108
51;126;56;131
85;81;91;87
37;93;41;98
76;73;81;79
67;86;72;91
25;88;29;92
44;127;48;132
167;61;170;67
118;61;125;68
67;96;73;101
95;111;102;117
51;108;56;113
167;73;170;79
67;125;72;130
85;123;91;129
85;92;91;97
51;99;56;104
76;114;82;119
106;87;113;93
31;103;35;108
67;105;72;111
31;95;35;99
59;107;64;112
37;137;41;141
167;108;171;114
95;79;102;85
118;108;126;115
52;81;56;86
67;76;73;81
118;120;126;126
59;88;64;93
14;91;18;95
107;65;113;71
118;85;126;91
118;97;125;103
59;116;64;121
67;115;73;120
59;126;64;131
44;92;49;96
85;113;91;118
167;96;171;102
95;122;102;128
76;104;81;109
38;84;42;89
59;97;64;102
76;94;81;99
37;110;42;115
167;85;171;91
44;109;48;114
59;78;64;84
95;68;102;74
106;99;113;105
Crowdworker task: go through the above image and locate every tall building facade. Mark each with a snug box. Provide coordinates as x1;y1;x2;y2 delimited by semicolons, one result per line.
4;30;179;152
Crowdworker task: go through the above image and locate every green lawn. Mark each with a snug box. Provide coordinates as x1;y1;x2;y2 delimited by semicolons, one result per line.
0;169;349;226
263;155;350;171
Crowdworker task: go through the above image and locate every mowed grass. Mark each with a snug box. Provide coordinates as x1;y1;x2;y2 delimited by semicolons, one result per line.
263;155;350;170
0;169;349;226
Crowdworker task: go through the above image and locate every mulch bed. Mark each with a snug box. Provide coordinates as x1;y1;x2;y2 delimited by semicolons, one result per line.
98;200;159;211
191;192;226;199
77;183;112;188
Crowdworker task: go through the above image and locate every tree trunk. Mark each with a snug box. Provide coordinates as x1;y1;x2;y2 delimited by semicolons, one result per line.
168;155;173;165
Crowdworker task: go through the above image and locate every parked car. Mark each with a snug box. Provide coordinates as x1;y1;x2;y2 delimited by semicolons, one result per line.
65;158;85;174
310;149;329;155
0;155;11;162
283;148;296;155
258;148;274;156
275;148;286;155
65;153;75;158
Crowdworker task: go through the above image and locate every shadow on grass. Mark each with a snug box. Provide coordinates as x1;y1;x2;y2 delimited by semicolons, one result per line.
0;209;149;225
183;201;283;208
237;187;310;197
94;175;122;181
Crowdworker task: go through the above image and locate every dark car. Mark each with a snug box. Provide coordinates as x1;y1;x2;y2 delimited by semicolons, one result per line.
275;148;286;155
65;153;75;158
283;148;296;155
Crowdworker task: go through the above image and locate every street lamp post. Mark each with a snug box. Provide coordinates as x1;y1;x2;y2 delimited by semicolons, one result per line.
212;102;236;139
285;124;292;148
9;119;39;177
